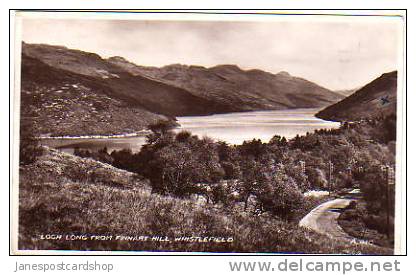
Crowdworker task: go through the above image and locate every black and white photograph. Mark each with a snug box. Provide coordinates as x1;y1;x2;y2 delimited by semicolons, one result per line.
11;10;406;255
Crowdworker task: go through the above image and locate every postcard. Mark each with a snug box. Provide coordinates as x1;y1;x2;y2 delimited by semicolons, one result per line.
10;10;406;255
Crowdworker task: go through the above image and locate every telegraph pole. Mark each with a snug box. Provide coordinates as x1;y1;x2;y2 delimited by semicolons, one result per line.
381;165;394;239
328;161;334;196
299;160;306;174
385;166;390;239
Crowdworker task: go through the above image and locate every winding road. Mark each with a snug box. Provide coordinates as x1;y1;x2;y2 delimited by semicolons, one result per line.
299;189;360;241
299;189;395;254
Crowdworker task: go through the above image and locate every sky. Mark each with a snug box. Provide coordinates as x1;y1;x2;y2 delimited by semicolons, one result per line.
20;16;403;90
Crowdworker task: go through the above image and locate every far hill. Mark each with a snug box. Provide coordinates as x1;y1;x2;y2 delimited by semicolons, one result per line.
315;71;397;122
21;42;345;136
333;88;360;97
108;57;344;111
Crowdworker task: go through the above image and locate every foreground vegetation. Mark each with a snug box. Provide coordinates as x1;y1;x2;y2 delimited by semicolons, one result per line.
338;201;394;248
19;148;391;254
76;115;396;227
18;114;396;253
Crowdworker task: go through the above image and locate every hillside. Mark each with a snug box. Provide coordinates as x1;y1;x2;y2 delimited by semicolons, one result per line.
21;42;344;136
22;43;234;118
20;54;167;136
108;57;344;110
315;71;397;122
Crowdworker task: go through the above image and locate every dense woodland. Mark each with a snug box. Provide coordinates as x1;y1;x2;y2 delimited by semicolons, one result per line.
69;115;397;230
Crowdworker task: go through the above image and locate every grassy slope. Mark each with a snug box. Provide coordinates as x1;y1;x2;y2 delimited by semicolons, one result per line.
18;148;392;254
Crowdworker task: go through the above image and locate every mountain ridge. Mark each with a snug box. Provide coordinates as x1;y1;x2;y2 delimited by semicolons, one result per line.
21;42;345;136
107;53;344;110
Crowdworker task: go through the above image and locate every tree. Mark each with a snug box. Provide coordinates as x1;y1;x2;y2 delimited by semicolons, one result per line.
97;146;113;164
237;157;262;210
175;130;192;143
217;141;241;180
217;141;232;162
239;138;266;160
143;120;176;151
139;132;224;197
147;120;176;135
284;163;310;192
254;162;304;220
269;135;288;147
359;165;394;216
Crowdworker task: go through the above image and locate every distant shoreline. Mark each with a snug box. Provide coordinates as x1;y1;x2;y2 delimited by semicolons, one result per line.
37;130;151;140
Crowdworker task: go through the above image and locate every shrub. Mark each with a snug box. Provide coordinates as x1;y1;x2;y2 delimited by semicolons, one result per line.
363;214;394;235
110;148;137;171
254;164;304;220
